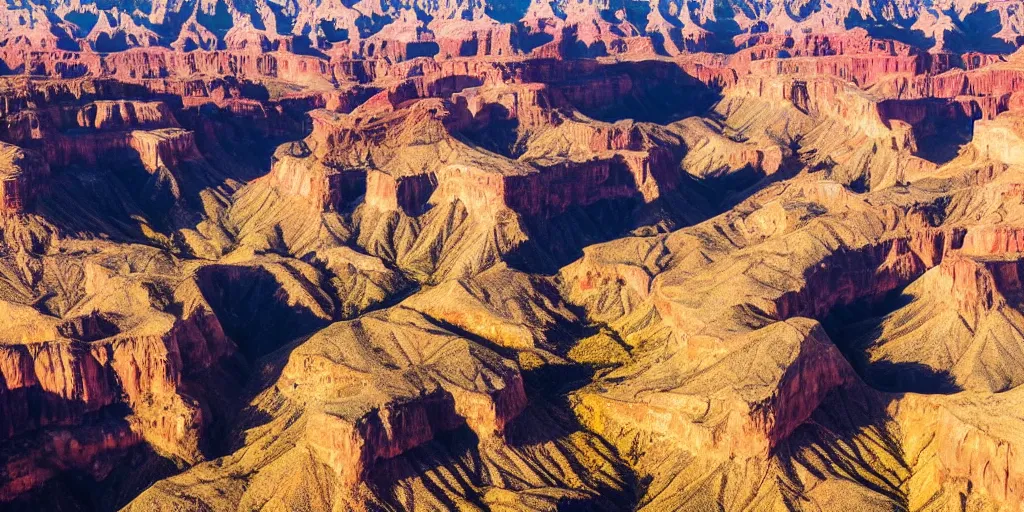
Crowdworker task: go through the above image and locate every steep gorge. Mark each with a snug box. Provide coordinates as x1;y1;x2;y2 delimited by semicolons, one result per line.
4;4;1024;511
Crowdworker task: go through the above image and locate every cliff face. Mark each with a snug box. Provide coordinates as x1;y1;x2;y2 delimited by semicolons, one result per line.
5;0;1024;62
275;308;528;487
0;93;210;178
452;82;560;131
934;254;1007;325
0;340;122;439
554;164;1024;508
273;124;671;220
877;67;1024;102
0;418;142;502
504;153;673;216
263;77;694;224
734;30;920;58
75;101;177;130
0;143;49;213
0;311;208;474
574;318;856;463
3;100;178;142
7;4;1024;510
748;53;934;87
28;128;200;175
128;129;202;172
0;247;247;500
262;142;357;212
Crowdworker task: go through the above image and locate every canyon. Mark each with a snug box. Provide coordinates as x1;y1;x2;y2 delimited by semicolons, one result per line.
3;0;1024;511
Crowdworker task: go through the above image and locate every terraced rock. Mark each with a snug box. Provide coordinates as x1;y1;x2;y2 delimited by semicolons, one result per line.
3;6;1024;511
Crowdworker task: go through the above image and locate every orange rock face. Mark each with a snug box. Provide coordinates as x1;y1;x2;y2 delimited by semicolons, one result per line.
0;143;48;213
5;3;1024;512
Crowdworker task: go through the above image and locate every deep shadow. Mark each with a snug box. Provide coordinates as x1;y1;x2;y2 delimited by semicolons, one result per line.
621;0;651;28
194;265;332;360
701;164;781;202
714;135;807;210
406;41;441;59
866;360;962;395
519;31;555;54
180;352;252;460
196;0;234;41
823;288;964;395
503;196;650;275
34;164;159;244
363;358;637;512
44;11;83;51
701;1;745;53
955;5;1017;54
486;0;530;23
773;270;952;507
773;384;909;507
366;425;487;510
409;305;637;508
64;10;99;38
18;78;315;246
395;174;439;216
0;379;124;445
318;20;350;46
503;164;716;276
56;311;123;342
0;435;179;512
551;60;724;124
505;364;596;447
0;396;180;512
34;142;227;241
457;103;524;158
877;98;975;164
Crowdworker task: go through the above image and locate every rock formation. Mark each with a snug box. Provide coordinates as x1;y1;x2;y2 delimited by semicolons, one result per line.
3;2;1024;511
0;143;48;213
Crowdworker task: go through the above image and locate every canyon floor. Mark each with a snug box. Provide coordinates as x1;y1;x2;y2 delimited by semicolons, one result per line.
5;1;1024;511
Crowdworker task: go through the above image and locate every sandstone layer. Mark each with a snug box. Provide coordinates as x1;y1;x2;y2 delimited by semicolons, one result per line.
3;3;1024;512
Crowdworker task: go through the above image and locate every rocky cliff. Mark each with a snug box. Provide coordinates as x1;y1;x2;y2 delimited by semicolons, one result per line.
3;4;1024;511
0;143;49;213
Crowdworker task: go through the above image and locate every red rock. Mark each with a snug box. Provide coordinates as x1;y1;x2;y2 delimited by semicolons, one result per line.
0;419;143;501
960;225;1024;256
972;110;1024;164
935;254;1005;326
0;143;49;213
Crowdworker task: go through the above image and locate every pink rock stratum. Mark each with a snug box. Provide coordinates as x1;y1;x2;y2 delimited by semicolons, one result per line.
3;1;1024;511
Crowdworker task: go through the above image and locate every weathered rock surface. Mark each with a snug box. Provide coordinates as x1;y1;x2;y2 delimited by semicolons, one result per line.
0;143;49;213
4;6;1024;512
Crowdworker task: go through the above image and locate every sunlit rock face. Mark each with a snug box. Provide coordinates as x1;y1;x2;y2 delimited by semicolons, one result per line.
5;1;1024;511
